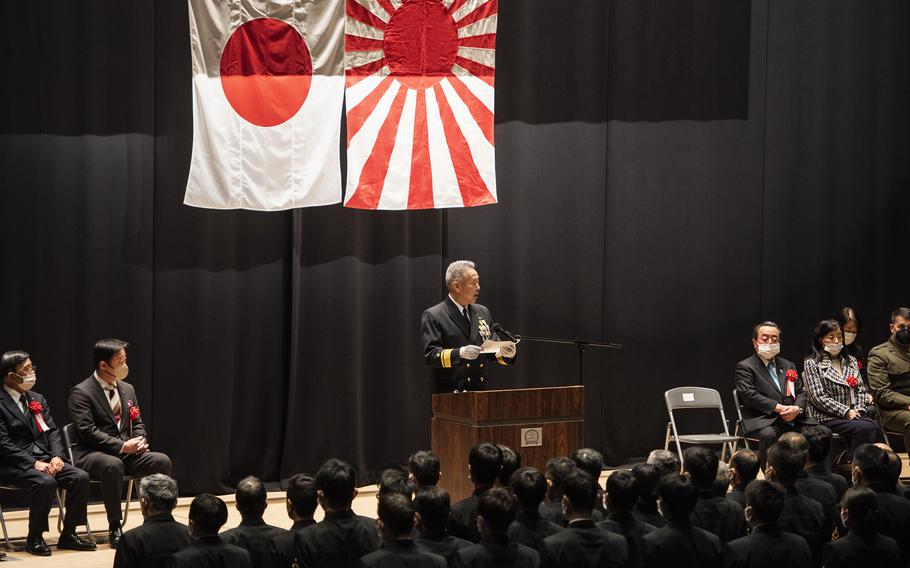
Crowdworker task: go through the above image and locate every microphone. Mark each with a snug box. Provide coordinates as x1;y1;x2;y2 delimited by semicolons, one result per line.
492;323;520;342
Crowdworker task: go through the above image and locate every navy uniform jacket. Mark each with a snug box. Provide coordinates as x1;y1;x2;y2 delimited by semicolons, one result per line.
597;511;656;568
508;511;564;552
450;535;540;568
690;490;747;543
723;524;813;568
539;519;628;568
415;531;473;563
269;519;316;568
421;298;515;393
641;521;723;568
295;509;381;568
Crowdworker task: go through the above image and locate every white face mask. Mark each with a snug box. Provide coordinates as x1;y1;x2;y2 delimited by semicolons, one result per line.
15;373;37;391
844;332;857;346
824;343;843;357
757;343;781;360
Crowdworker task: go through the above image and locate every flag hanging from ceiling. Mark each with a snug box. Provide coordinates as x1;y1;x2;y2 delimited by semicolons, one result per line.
343;0;498;210
184;0;344;211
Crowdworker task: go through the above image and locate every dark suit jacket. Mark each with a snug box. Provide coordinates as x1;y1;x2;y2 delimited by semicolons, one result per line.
269;519;316;568
415;531;473;563
0;390;66;478
641;521;723;568
221;518;287;568
822;531;902;568
68;375;148;458
508;511;564;552
358;540;448;568
539;519;627;568
295;509;381;568
450;535;540;568
777;488;827;566
421;299;515;393
632;504;664;528
596;511;655;568
690;490;747;543
114;513;193;568
805;465;848;501
538;500;603;528
734;354;817;432
723;524;813;568
728;485;747;509
794;470;838;537
875;491;910;561
167;535;251;568
449;487;491;543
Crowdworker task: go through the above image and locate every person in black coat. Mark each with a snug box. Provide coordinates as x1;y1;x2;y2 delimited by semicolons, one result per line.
801;425;848;500
0;351;95;557
880;445;910;499
408;450;441;489
268;473;318;568
114;474;193;568
538;457;604;527
498;445;522;488
414;486;473;562
823;486;902;568
221;476;286;566
597;469;654;568
851;444;910;563
641;473;723;568
167;494;251;568
723;480;813;568
507;467;563;552
630;463;664;528
727;449;760;509
358;493;447;568
451;488;539;568
449;442;502;542
571;448;606;515
684;446;747;543
777;432;839;536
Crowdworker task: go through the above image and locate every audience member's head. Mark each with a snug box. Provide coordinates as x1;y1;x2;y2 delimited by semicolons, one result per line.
631;463;660;512
476;487;517;536
605;469;639;514
881;448;903;493
286;473;317;522
408;450;441;487
712;461;730;498
377;493;416;541
497;445;521;487
778;431;809;464
729;449;760;489
509;467;548;513
560;469;597;519
852;444;890;491
647;449;680;477
469;443;503;488
138;474;178;519
378;467;415;499
834;307;861;344
841;486;880;535
545;457;576;500
744;480;785;528
315;458;358;510
571;448;604;486
188;493;229;538
802;425;833;466
656;473;697;522
765;443;801;487
683;446;719;492
235;475;268;519
414;486;451;535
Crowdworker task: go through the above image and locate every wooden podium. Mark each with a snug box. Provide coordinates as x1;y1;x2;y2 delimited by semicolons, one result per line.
431;386;584;502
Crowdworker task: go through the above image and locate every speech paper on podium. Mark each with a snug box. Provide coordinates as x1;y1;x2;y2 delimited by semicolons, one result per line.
480;340;517;354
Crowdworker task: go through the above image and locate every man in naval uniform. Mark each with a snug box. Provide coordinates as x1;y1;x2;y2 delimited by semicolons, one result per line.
421;260;517;394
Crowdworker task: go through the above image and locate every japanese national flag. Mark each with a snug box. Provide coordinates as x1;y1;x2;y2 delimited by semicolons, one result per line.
184;0;344;211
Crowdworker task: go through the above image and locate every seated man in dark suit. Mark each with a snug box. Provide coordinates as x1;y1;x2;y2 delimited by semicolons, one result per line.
778;432;838;534
539;469;627;568
221;476;286;566
507;467;563;552
295;458;381;568
359;493;447;568
641;473;723;568
408;450;441;489
851;444;910;562
684;446;746;543
734;321;817;467
571;448;606;514
0;350;96;557
68;338;172;548
415;486;472;562
630;463;664;528
598;469;655;568
823;486;902;568
727;449;759;509
167;494;250;568
268;473;318;568
723;480;812;568
497;445;521;488
451;488;539;568
114;473;192;568
803;425;848;501
449;442;502;542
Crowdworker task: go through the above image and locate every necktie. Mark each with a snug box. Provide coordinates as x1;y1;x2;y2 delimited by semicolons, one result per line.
108;388;122;425
463;306;471;328
20;395;28;416
768;362;781;392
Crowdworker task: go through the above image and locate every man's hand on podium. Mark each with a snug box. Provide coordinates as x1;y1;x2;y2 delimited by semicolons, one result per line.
499;343;517;358
460;345;482;360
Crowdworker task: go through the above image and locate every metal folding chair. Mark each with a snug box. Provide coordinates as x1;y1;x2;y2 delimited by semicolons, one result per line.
664;387;741;466
0;484;65;551
732;389;760;452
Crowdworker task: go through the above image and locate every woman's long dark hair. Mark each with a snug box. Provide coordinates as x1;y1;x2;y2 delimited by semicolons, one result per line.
834;306;862;334
806;319;846;363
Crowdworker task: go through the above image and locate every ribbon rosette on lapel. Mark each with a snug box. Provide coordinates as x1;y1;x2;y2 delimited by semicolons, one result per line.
128;400;140;422
857;360;863;370
846;375;859;408
785;369;798;397
28;400;49;432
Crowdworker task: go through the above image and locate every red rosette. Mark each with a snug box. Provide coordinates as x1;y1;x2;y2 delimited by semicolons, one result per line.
857;360;863;370
785;369;798;382
846;375;858;389
128;401;140;422
28;400;43;414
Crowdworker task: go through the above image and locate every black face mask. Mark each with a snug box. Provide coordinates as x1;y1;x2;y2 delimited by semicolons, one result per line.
896;328;910;346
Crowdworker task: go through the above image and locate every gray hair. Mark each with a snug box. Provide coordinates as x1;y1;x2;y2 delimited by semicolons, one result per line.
713;461;730;497
139;473;179;514
647;449;681;477
445;260;476;287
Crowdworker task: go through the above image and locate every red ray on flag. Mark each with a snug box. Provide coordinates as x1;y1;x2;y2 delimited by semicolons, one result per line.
344;0;498;210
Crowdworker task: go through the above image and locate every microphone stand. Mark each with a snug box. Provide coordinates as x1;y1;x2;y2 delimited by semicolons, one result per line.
514;335;623;387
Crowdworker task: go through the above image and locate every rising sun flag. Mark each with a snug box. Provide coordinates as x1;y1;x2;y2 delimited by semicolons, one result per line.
343;0;498;210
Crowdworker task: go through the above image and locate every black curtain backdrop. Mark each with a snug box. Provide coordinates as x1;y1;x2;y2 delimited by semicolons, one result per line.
1;0;908;495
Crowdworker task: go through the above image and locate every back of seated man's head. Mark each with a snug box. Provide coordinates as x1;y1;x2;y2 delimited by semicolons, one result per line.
469;443;503;488
378;467;415;499
414;486;451;535
647;449;680;478
630;463;660;511
139;474;179;518
235;475;267;520
545;456;576;499
883;449;903;492
729;449;760;489
497;445;522;487
378;493;416;540
509;467;548;513
408;451;441;487
656;473;697;522
606;470;639;514
315;458;358;510
561;469;597;517
744;480;785;528
477;487;517;536
778;432;809;466
766;443;801;487
802;426;833;465
287;473;317;521
712;461;730;498
571;448;604;485
189;493;229;537
852;444;890;491
841;486;880;534
683;446;719;492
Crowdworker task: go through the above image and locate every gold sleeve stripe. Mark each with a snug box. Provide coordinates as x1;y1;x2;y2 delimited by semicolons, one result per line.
442;349;452;368
496;354;508;366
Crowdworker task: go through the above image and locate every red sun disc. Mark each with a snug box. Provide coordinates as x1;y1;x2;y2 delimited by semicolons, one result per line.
383;0;459;90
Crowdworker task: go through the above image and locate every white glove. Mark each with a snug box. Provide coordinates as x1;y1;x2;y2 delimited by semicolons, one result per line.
460;345;482;360
499;343;517;358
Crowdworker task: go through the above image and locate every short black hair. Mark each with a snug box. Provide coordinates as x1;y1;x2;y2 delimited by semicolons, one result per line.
606;470;639;512
630;463;660;509
683;446;718;491
315;458;357;509
477;487;517;534
745;480;785;525
891;307;910;323
93;338;129;368
469;443;503;487
414;486;451;533
545;456;576;497
378;493;415;537
509;467;548;511
189;494;229;535
730;449;760;486
408;451;440;487
571;448;604;482
561;469;597;512
497;445;521;487
0;351;29;377
883;449;902;491
287;474;317;518
807;319;845;363
802;425;833;464
766;443;801;485
657;473;697;521
853;444;890;491
235;476;267;518
378;468;415;498
834;307;861;334
753;321;781;339
842;486;880;532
